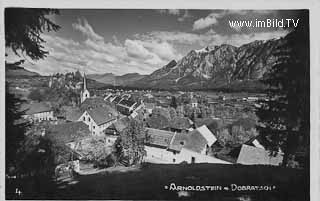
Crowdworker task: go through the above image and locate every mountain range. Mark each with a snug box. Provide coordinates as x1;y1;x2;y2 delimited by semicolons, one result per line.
6;36;286;92
89;37;285;91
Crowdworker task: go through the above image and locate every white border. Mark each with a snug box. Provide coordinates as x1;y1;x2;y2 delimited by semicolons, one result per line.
1;0;319;201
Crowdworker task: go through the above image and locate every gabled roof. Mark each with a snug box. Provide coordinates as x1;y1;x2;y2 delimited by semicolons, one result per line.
236;144;283;166
197;125;217;147
80;97;110;111
46;121;90;143
168;132;189;152
146;128;175;148
112;96;123;104
183;129;208;153
86;106;118;125
118;99;136;108
20;101;52;115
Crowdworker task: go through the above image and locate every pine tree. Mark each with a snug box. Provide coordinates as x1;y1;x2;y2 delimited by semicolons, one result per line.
256;11;309;167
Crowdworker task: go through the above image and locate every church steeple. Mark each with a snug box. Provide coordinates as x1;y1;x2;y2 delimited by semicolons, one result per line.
80;72;90;103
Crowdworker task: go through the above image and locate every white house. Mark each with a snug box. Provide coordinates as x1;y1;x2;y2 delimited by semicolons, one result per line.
78;106;118;136
236;137;283;166
144;125;231;164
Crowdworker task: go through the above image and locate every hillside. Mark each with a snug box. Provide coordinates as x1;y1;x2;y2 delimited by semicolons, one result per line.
5;63;40;78
132;38;285;91
87;73;146;86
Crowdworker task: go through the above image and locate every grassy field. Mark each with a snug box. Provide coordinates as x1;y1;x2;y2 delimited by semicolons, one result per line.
28;163;308;201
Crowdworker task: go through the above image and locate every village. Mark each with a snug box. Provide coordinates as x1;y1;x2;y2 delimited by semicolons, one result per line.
10;70;291;182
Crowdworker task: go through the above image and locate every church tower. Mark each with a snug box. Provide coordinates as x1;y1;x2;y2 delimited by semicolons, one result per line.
80;73;90;103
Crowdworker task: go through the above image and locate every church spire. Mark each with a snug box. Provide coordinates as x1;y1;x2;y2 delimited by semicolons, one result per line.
83;72;87;90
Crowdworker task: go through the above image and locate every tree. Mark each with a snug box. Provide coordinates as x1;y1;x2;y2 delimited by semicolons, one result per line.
115;119;147;166
5;8;60;60
5;84;29;174
256;11;309;167
5;7;60;180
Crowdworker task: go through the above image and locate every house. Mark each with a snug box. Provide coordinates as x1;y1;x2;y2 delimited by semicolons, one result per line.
21;101;54;122
236;144;283;166
191;97;198;108
78;106;119;136
236;136;283;166
80;97;112;111
45;121;90;150
144;125;231;164
116;99;138;115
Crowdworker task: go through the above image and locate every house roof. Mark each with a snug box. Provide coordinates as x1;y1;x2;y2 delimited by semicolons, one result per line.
118;99;136;108
146;128;175;148
168;132;189;152
236;144;283;165
87;106;118;125
183;129;208;153
46;121;90;144
197;125;217;147
20;101;52;115
112;96;123;104
80;97;111;111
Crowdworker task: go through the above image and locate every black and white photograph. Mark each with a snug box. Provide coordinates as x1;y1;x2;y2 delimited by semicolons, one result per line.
2;1;317;200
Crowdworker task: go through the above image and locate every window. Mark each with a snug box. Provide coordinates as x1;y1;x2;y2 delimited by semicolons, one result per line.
93;126;95;129
83;116;85;121
88;117;90;122
173;159;176;163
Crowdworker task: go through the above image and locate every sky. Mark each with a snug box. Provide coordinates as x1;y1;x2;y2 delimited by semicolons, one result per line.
6;9;300;76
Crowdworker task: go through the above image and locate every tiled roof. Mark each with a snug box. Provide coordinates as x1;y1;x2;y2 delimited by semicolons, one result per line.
46;121;90;143
236;144;283;165
146;128;175;148
87;106;118;125
20;101;52;115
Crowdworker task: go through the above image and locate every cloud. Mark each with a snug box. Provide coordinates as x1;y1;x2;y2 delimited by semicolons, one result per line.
72;18;104;41
193;12;224;30
193;10;276;30
125;39;153;60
